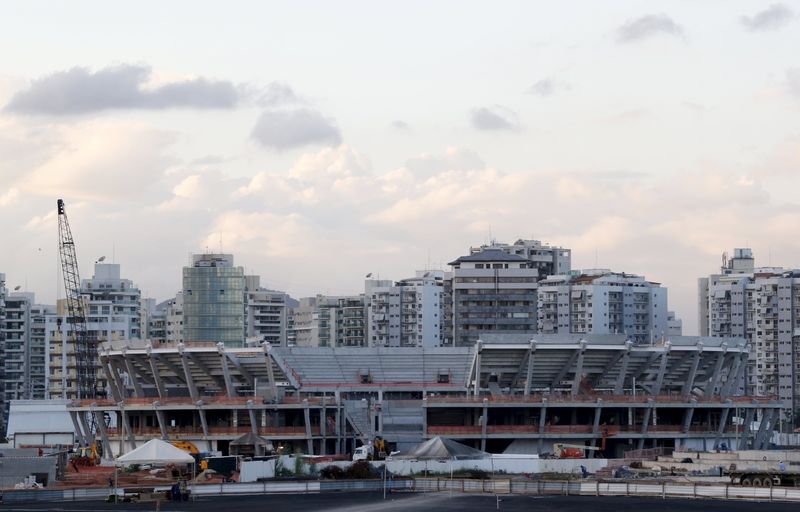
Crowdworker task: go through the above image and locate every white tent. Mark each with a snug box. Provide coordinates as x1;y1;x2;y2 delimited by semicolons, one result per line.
116;439;195;466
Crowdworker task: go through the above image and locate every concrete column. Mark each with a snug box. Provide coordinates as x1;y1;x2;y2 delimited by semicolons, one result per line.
473;341;482;396
637;399;654;450
336;391;343;453
682;399;696;434
705;345;727;397
739;406;756;450
652;343;670;397
109;358;129;399
179;344;199;401
713;401;732;449
590;399;603;457
197;402;209;439
70;411;86;445
303;399;313;455
218;344;235;398
147;347;167;399
153;402;168;440
421;397;428;439
103;357;124;402
321;401;327;456
263;343;278;399
524;341;537;396
682;349;702;398
122;351;144;398
79;411;95;443
571;341;587;397
120;406;136;451
754;408;776;450
93;410;113;459
247;400;258;436
613;342;632;395
480;398;489;452
537;399;547;454
720;354;744;399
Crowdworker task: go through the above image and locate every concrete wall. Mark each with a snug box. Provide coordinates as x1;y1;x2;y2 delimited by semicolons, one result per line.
0;456;57;488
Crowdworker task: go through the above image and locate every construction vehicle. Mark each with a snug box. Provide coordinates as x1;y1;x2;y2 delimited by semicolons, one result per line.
352;436;389;461
169;441;200;455
728;468;800;487
552;443;602;459
73;442;100;466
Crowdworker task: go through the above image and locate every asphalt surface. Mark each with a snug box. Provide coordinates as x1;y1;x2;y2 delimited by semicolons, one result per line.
3;493;799;512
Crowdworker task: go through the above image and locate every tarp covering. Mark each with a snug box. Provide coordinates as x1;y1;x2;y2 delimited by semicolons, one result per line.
116;439;194;465
396;436;490;460
230;432;270;446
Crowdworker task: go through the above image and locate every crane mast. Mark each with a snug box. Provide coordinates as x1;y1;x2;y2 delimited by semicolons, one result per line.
57;199;96;399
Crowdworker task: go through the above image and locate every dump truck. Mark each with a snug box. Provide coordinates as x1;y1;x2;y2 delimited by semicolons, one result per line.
728;469;800;487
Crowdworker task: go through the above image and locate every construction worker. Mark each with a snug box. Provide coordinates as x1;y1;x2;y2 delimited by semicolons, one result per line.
780;460;786;472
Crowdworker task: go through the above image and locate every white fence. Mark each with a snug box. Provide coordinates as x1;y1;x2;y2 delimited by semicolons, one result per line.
5;478;800;504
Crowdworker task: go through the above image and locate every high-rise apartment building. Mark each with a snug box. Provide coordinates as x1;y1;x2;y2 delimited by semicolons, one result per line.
366;271;445;347
699;248;800;426
666;311;683;336
244;275;294;346
183;254;244;347
289;294;367;347
0;290;52;435
47;263;141;399
538;270;667;343
471;239;571;279
449;249;539;347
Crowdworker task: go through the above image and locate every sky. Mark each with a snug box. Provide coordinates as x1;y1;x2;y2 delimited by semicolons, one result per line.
1;1;799;335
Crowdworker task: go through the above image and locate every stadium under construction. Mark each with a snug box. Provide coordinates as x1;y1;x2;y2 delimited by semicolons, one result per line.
67;334;782;460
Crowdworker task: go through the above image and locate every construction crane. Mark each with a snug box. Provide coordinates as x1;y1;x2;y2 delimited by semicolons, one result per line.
57;199;96;399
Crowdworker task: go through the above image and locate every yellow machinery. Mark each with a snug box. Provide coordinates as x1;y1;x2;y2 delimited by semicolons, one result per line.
169;441;200;454
74;442;100;466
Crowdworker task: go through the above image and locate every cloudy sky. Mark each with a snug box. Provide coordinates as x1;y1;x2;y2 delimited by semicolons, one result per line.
1;1;799;334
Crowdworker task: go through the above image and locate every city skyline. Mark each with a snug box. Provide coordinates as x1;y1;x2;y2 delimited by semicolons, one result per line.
1;2;800;336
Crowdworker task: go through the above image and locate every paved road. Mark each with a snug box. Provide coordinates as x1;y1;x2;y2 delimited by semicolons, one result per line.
4;493;798;512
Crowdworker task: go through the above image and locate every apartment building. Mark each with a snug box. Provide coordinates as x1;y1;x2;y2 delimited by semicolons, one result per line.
244;275;294;346
471;239;571;279
183;254;244;347
537;270;668;344
699;248;800;425
47;263;141;399
366;271;445;348
449;249;539;347
289;294;367;347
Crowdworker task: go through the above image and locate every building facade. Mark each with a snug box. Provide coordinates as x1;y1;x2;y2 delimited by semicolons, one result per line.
537;270;668;344
245;275;293;346
289;295;367;347
471;239;571;279
699;248;800;427
183;254;244;347
366;271;445;348
449;249;539;347
47;263;141;399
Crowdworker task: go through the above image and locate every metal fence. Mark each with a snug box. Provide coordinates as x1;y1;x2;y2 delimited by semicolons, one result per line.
4;478;800;504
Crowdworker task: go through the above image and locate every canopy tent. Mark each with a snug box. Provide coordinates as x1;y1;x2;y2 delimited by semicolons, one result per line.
230;432;272;457
395;436;490;460
115;439;195;466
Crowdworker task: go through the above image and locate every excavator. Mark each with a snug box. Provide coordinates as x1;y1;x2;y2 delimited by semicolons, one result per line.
73;442;101;466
